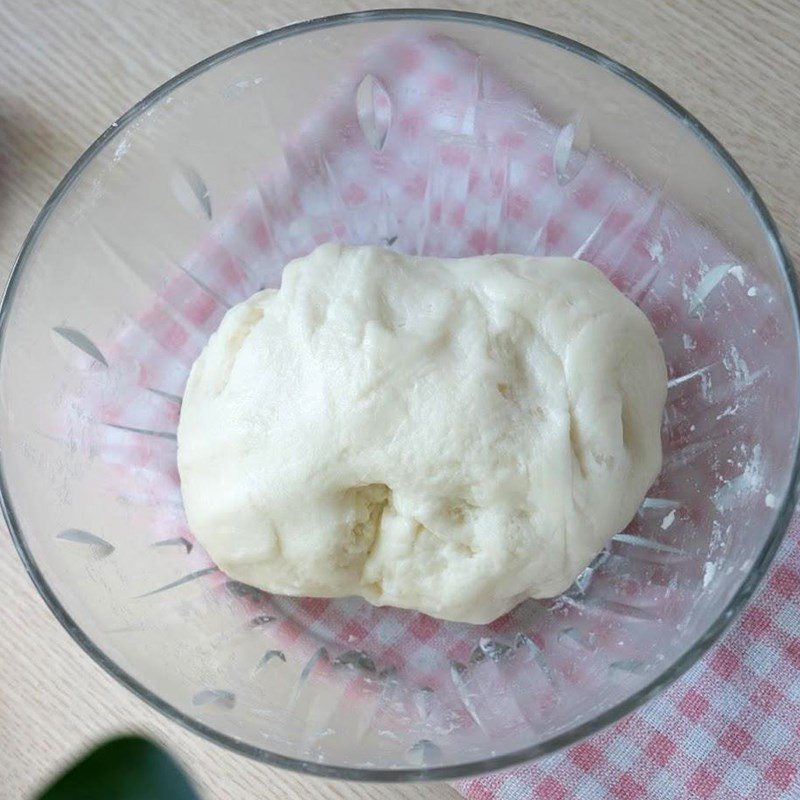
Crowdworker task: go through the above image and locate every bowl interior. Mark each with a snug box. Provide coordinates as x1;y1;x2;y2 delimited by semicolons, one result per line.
2;12;798;779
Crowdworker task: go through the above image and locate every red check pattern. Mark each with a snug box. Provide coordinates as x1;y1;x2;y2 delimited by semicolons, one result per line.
456;525;800;799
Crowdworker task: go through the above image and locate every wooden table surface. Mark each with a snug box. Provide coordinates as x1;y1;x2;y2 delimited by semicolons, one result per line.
0;2;797;798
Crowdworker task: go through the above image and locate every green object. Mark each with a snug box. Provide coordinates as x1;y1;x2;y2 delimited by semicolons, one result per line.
37;736;199;800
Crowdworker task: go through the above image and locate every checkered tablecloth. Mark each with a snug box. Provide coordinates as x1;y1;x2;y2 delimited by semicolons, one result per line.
66;32;799;798
455;517;800;799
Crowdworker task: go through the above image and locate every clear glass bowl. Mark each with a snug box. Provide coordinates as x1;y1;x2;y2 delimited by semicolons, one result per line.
2;10;798;782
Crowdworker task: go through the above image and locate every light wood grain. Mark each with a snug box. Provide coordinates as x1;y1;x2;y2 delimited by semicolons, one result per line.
0;2;797;798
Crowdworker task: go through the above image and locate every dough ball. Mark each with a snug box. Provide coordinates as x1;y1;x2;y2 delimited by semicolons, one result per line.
177;244;666;624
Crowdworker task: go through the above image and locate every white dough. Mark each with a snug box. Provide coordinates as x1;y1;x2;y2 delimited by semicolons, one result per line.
178;244;666;624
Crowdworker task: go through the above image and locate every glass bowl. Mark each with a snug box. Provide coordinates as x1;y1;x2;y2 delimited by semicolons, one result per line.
2;9;798;782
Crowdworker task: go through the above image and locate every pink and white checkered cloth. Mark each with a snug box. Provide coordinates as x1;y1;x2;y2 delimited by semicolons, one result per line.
66;33;799;798
456;524;800;799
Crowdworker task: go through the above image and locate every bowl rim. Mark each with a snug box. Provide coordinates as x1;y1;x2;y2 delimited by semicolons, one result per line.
2;7;798;783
